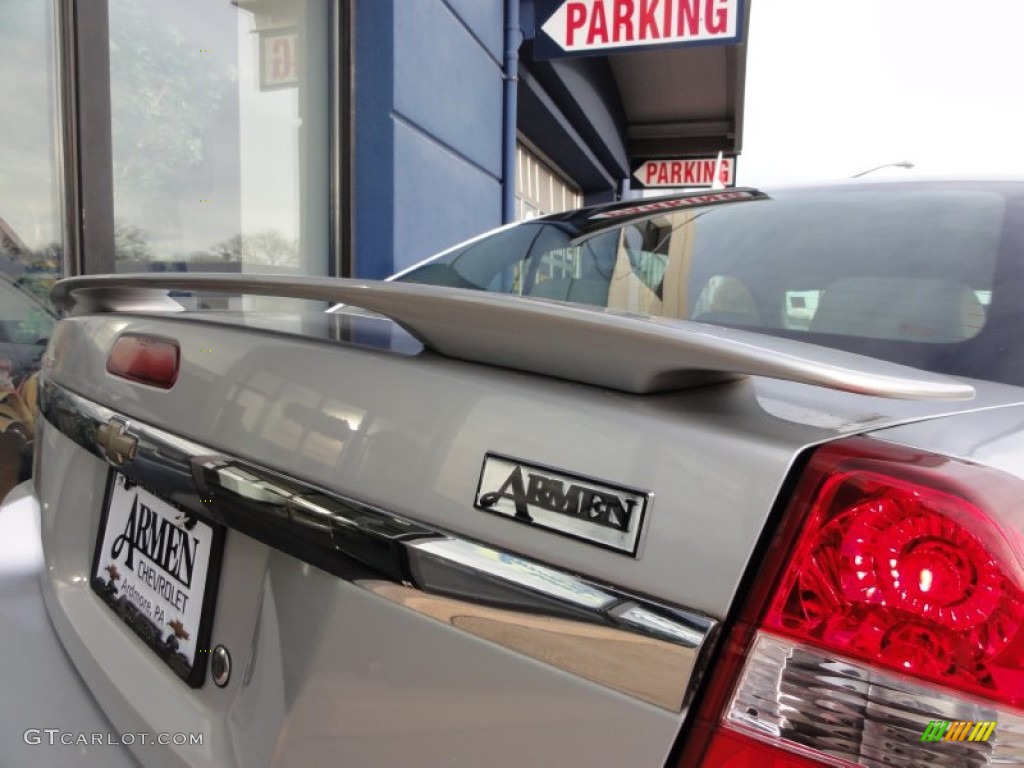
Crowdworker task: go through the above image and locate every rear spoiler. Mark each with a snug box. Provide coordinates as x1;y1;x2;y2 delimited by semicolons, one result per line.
51;273;975;401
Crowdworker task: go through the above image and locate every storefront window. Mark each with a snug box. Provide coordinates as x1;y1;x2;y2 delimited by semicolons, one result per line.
0;0;62;495
108;0;330;277
516;142;580;220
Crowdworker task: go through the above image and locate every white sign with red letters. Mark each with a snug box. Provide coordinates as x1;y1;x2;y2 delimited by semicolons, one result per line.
541;0;740;54
633;157;735;188
260;30;298;90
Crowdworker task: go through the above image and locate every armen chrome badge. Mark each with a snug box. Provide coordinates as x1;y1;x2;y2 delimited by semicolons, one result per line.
475;453;650;556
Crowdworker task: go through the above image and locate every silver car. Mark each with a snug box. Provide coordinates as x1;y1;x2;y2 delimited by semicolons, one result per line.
3;180;1023;766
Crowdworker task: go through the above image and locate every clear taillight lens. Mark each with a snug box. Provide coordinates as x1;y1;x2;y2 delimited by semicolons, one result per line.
678;437;1024;767
719;632;1024;766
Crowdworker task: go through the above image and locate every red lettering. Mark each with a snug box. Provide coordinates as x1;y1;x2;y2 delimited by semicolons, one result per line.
566;2;587;47
656;163;669;185
563;0;730;49
670;161;682;185
589;190;753;219
638;0;660;39
678;0;700;36
270;38;294;81
588;2;610;45
645;163;658;184
705;0;728;34
684;162;696;184
613;0;635;42
719;158;731;184
702;160;715;182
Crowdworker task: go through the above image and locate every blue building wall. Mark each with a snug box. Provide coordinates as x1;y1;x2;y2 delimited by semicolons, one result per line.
353;0;397;279
354;0;626;279
355;0;504;279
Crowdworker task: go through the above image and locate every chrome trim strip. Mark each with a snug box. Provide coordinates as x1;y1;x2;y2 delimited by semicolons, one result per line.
50;273;975;399
40;379;718;712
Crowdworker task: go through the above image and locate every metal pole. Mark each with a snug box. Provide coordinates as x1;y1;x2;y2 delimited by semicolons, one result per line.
851;161;914;178
502;0;522;223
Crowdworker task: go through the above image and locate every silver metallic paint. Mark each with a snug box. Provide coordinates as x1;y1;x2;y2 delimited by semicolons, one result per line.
0;482;138;767
51;273;976;399
33;310;1024;766
40;379;717;712
870;403;1024;481
43;314;838;614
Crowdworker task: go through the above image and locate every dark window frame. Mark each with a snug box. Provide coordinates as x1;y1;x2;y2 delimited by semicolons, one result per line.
56;0;352;279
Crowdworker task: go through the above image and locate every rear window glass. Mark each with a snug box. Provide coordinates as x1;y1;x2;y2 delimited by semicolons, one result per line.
683;188;1002;344
398;183;1024;386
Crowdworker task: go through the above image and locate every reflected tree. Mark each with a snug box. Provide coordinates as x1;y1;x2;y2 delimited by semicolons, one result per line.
114;221;154;261
210;231;298;267
109;0;236;197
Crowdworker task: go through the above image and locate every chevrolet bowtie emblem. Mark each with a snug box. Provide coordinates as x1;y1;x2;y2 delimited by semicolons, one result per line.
97;418;138;466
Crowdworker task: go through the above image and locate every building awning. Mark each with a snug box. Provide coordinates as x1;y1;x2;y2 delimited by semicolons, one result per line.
611;41;747;160
520;0;750;192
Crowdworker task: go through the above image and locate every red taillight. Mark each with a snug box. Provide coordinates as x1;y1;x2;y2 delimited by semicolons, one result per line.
699;728;841;767
678;437;1024;767
106;333;180;389
764;440;1024;707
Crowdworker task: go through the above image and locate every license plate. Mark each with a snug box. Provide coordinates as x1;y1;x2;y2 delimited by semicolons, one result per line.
91;472;223;687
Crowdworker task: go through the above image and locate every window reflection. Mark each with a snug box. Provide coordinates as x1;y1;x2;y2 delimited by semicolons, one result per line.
108;0;329;276
0;0;62;496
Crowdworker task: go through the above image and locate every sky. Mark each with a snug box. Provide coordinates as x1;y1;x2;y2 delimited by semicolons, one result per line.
738;0;1024;186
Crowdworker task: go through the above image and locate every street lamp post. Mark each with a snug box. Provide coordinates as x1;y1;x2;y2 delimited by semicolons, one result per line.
851;161;915;178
